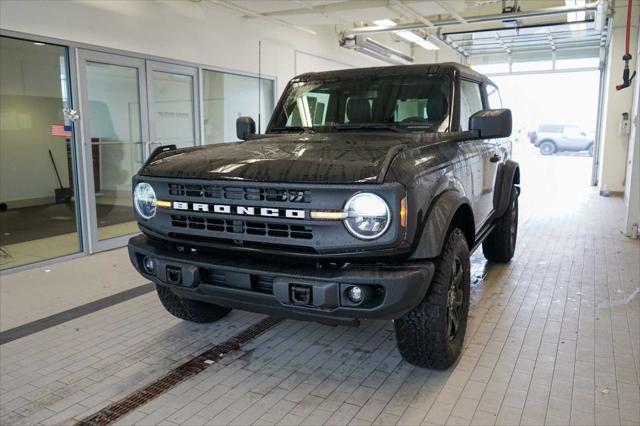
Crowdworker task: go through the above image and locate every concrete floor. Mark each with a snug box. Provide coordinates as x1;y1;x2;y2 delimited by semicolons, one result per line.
1;144;638;426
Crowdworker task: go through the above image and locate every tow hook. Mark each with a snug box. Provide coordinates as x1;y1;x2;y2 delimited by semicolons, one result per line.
290;284;313;306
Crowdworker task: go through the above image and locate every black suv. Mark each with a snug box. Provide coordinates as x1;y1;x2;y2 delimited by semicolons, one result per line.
128;63;520;369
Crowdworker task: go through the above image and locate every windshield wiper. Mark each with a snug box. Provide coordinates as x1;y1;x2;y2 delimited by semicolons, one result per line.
333;123;406;133
271;126;316;134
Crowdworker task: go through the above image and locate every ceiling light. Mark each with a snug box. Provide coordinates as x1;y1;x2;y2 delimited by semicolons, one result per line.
373;19;397;28
340;35;414;65
396;31;439;50
373;19;439;50
33;42;46;46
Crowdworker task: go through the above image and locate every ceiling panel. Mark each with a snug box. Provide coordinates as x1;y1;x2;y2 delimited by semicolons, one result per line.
406;0;466;16
228;0;345;15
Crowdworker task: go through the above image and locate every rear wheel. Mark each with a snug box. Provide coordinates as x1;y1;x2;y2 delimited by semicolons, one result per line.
394;228;470;369
156;285;231;323
539;140;556;155
483;186;518;263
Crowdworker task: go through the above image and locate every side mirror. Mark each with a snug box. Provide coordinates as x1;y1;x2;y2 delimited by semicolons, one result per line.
469;109;512;139
236;116;256;140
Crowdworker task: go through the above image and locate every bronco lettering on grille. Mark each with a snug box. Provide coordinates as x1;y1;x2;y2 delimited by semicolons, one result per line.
171;202;306;219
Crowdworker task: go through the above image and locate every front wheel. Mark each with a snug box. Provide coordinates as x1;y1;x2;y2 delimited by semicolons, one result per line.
539;141;556;155
394;228;470;369
483;186;518;263
156;285;231;323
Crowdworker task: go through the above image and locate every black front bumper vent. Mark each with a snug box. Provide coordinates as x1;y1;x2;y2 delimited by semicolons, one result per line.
170;215;313;240
201;268;274;295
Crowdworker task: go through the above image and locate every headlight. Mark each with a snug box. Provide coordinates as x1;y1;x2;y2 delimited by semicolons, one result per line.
344;193;391;240
134;182;157;220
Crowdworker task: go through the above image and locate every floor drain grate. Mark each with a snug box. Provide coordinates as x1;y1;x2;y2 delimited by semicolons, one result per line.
76;316;284;426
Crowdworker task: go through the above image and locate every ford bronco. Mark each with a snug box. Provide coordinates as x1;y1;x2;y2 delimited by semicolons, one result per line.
128;63;520;369
528;124;594;156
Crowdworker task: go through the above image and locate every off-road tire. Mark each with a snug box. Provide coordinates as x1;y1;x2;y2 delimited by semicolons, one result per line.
483;186;518;263
156;285;231;323
539;140;556;155
394;228;470;369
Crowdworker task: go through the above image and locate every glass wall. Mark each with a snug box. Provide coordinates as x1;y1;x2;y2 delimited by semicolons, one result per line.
150;70;196;148
202;70;274;144
0;36;80;270
84;60;144;241
0;34;276;269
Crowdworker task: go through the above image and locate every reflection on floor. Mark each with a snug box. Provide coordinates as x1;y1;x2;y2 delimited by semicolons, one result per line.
97;220;139;243
0;203;135;270
0;232;78;270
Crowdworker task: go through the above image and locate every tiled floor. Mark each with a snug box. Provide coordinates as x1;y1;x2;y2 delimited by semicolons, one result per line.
0;145;638;426
0;248;147;331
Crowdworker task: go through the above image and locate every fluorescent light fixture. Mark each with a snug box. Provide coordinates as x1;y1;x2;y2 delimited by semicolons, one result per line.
396;30;439;50
373;19;439;50
340;35;414;65
33;42;46;46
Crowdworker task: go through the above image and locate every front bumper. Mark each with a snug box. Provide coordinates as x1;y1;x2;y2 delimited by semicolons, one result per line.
128;235;434;325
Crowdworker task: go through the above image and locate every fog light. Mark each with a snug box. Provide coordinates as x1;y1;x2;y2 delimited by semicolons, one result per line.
347;286;363;304
142;256;155;274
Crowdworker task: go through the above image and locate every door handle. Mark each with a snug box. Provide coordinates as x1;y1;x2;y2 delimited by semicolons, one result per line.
490;153;501;163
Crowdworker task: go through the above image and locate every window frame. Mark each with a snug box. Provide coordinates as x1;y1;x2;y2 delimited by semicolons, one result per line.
484;83;502;110
268;73;454;133
458;77;485;132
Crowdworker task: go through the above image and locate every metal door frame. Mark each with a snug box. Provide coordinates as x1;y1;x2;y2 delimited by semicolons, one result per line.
146;61;202;152
76;49;150;253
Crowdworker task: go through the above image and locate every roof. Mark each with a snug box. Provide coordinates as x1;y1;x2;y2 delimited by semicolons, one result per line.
293;62;493;84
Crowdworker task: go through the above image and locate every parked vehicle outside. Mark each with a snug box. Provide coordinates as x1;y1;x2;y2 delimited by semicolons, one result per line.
128;63;520;369
528;124;594;156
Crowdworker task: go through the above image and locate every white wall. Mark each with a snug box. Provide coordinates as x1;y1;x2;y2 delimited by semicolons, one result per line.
623;31;640;237
0;0;382;98
597;1;640;193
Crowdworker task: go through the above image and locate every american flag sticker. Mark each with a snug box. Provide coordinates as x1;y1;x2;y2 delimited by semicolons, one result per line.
51;124;72;138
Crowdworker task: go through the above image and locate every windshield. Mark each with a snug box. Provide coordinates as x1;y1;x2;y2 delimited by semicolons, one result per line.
269;74;451;133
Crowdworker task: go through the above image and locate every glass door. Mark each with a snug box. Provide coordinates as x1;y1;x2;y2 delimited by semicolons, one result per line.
146;61;200;153
77;50;149;251
0;36;82;270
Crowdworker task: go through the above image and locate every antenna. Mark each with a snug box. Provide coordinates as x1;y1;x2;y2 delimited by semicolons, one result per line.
258;40;262;133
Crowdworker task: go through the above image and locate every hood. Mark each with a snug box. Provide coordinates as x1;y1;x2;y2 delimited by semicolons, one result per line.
139;133;413;184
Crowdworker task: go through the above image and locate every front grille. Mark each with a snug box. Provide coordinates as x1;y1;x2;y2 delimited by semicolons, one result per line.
170;215;313;240
168;183;311;203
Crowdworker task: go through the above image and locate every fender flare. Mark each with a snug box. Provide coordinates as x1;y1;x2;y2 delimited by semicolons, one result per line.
410;190;475;260
494;159;520;218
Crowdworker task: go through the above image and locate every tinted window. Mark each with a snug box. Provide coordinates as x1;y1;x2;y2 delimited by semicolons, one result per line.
459;80;483;131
